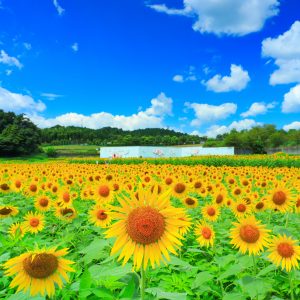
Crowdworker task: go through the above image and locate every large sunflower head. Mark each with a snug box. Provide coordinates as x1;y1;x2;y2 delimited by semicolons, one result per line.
268;185;295;213
3;247;75;297
268;234;300;272
105;186;188;270
89;204;112;228
230;216;270;255
34;195;52;212
202;204;220;222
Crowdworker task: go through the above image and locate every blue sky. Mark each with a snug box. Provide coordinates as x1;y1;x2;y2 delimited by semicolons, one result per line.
0;0;300;137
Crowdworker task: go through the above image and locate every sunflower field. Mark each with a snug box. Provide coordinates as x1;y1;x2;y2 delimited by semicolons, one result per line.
0;161;300;300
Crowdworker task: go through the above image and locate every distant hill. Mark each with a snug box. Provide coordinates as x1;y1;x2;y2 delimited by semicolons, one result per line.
41;126;204;146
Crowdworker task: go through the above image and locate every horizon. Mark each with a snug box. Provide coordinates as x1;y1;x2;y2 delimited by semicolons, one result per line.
0;0;300;138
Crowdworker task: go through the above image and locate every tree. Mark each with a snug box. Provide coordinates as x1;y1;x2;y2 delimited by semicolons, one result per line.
0;110;41;156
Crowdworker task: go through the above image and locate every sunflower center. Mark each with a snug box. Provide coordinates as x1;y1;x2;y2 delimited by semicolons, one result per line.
30;184;37;192
0;207;12;215
239;225;260;243
15;180;21;188
99;185;110;197
126;207;165;245
185;198;195;205
207;207;216;216
30;218;40;227
23;253;58;279
61;208;74;216
174;183;186;194
202;227;212;239
234;188;241;195
194;182;202;188
97;210;107;220
0;183;9;191
277;242;294;258
39;198;49;207
296;200;300;207
165;178;172;185
237;204;246;212
272;191;286;205
256;202;264;209
216;194;223;204
63;192;70;202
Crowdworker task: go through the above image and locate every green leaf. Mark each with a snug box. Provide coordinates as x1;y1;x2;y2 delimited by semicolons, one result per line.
80;238;109;264
214;254;235;268
168;255;193;268
92;287;115;299
240;275;272;299
191;271;214;290
146;287;187;300
119;276;136;298
218;264;243;280
223;292;245;300
257;264;277;277
89;264;132;281
80;269;92;291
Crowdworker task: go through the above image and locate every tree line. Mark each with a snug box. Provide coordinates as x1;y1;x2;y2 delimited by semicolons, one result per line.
1;110;300;156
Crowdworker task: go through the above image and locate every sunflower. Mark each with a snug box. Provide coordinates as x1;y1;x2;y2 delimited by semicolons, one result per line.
0;205;19;219
0;182;11;193
3;247;75;297
55;206;77;222
9;222;27;239
268;234;300;272
183;196;198;208
295;197;300;213
177;212;192;236
96;183;113;203
105;187;188;270
202;204;220;222
89;205;112;228
34;195;52;212
23;211;45;234
195;221;215;247
230;216;270;255
268;185;295;213
232;199;252;219
171;182;188;199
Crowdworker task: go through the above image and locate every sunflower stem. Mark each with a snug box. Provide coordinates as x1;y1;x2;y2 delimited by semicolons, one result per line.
140;262;146;300
285;213;289;228
289;271;295;300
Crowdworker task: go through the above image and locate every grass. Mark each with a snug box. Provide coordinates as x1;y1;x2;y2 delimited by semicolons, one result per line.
42;145;99;156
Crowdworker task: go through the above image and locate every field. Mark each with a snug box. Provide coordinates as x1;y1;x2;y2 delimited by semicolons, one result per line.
0;158;300;300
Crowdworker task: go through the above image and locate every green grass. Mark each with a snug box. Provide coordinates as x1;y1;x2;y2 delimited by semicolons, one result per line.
42;145;99;156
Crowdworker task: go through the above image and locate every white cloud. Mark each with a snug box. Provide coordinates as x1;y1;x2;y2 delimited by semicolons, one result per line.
0;50;23;69
145;92;173;116
282;84;300;113
5;69;12;76
241;101;277;117
53;0;65;16
0;86;46;114
173;75;184;83
185;102;237;126
23;43;32;50
262;21;300;85
203;64;250;92
27;93;173;130
193;119;261;138
283;121;300;131
149;0;279;36
71;43;79;52
41;93;63;100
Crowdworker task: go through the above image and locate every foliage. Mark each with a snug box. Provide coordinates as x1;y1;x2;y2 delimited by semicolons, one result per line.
0;110;42;157
44;147;59;158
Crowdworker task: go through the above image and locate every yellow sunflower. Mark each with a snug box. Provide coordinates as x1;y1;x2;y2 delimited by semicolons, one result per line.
23;211;45;234
230;216;270;255
0;205;19;219
202;204;220;222
177;212;192;236
268;185;295;213
89;205;112;228
3;248;75;297
183;196;198;209
105;187;188;270
55;206;77;222
34;195;52;212
8;222;27;239
0;182;11;193
195;221;215;247
232;199;252;219
268;235;300;272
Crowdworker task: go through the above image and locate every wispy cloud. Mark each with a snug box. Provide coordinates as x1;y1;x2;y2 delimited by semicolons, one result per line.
53;0;65;16
0;50;23;69
41;93;63;101
71;42;79;52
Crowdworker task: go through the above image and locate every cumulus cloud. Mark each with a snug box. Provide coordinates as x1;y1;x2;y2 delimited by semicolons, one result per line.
283;121;300;131
262;21;300;85
173;66;197;83
203;64;250;92
0;86;46;114
173;75;184;83
241;101;277;117
27;92;173;130
53;0;65;16
71;43;79;52
149;0;279;36
185;102;237;126
282;84;300;113
0;50;23;69
192;119;261;138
